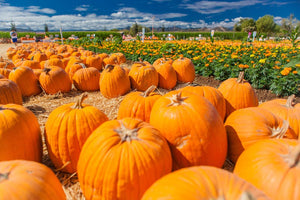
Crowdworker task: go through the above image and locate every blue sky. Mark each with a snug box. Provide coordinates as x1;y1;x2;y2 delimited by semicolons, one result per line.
0;0;299;31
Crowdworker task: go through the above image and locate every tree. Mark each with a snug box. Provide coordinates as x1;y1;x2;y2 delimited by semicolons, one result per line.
44;24;49;32
256;15;276;36
281;14;299;33
129;22;150;36
234;18;256;32
10;22;16;31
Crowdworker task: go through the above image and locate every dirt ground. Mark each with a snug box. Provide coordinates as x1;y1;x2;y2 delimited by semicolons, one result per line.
0;43;297;199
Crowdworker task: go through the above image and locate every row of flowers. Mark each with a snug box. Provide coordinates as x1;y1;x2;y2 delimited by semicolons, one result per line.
70;39;300;96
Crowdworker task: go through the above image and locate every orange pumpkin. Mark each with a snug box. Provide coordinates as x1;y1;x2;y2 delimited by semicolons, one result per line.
118;85;161;122
172;56;195;83
45;93;108;173
0;65;11;78
19;58;41;69
234;139;300;200
218;71;258;117
142;166;270;200
0;104;42;161
77;118;172;200
100;64;131;98
259;94;300;139
128;62;158;91
8;66;42;97
39;67;72;94
0;78;22;105
73;66;100;91
33;51;48;62
225;107;297;163
110;52;126;64
65;62;84;81
85;55;103;71
153;56;173;67
0;57;15;69
180;85;226;121
44;58;65;69
0;160;66;200
150;90;227;170
153;59;177;90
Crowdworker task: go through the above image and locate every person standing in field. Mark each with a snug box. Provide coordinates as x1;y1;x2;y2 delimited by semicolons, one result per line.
10;29;18;46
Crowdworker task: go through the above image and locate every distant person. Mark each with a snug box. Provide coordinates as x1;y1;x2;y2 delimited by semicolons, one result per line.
10;29;18;46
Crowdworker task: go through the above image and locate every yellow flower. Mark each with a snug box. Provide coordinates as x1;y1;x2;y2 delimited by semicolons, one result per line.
250;54;255;57
295;63;300;67
231;54;238;59
259;59;266;63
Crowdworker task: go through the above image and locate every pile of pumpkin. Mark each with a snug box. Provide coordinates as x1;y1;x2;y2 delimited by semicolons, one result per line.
0;42;299;200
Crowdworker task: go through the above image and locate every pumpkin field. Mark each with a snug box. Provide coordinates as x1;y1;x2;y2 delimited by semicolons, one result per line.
0;38;300;200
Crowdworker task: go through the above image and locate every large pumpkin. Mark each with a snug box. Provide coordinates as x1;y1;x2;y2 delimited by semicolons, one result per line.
180;85;226;121
128;62;158;91
0;104;42;162
142;166;270;200
259;94;300;139
225;107;297;163
153;59;177;90
0;160;66;200
45;93;108;173
117;85;161;122
0;78;22;105
8;66;42;97
39;67;72;94
150;90;227;170
100;64;131;98
85;54;103;71
73;66;100;91
77;118;172;200
172;56;195;83
218;71;258;117
234;139;300;200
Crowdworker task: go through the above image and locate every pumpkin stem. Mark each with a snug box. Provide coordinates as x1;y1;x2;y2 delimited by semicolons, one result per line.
71;92;88;109
104;64;114;72
270;120;289;138
0;172;10;183
43;68;51;74
115;121;140;143
285;94;296;108
142;85;157;97
238;192;256;200
281;144;300;168
167;92;188;107
237;71;245;83
79;63;87;69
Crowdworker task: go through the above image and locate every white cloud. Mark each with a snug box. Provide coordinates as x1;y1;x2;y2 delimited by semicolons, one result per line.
75;5;90;12
181;0;289;14
26;6;56;14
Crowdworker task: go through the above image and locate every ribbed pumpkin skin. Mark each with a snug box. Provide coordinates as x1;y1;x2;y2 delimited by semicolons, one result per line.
77;118;172;200
128;63;158;91
180;85;226;121
172;57;195;83
234;139;300;200
150;90;227;170
73;67;100;91
154;61;177;90
0;79;22;105
0;104;42;162
142;166;270;200
45;95;108;173
225;107;297;163
0;67;11;78
218;72;258;117
39;67;72;94
117;86;161;122
85;55;103;70
100;64;131;98
44;58;65;69
8;66;42;97
110;52;126;64
0;160;66;200
21;59;41;69
259;95;300;139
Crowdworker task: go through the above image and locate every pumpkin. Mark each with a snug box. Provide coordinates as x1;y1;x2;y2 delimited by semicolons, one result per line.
6;49;17;60
0;65;11;78
150;90;227;170
100;64;131;98
33;68;43;79
85;55;103;71
0;57;15;69
103;56;118;66
0;78;22;105
152;56;173;67
128;61;158;91
33;51;48;62
172;56;195;83
65;56;84;70
180;85;226;121
0;160;66;200
65;62;84;81
153;59;177;90
44;58;65;69
45;93;108;173
118;85;161;122
8;66;42;97
19;57;41;69
39;67;72;94
77;118;172;200
0;104;42;161
234;139;300;200
110;52;126;64
142;166;270;200
73;66;100;91
259;94;300;139
218;71;258;117
225;107;297;163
